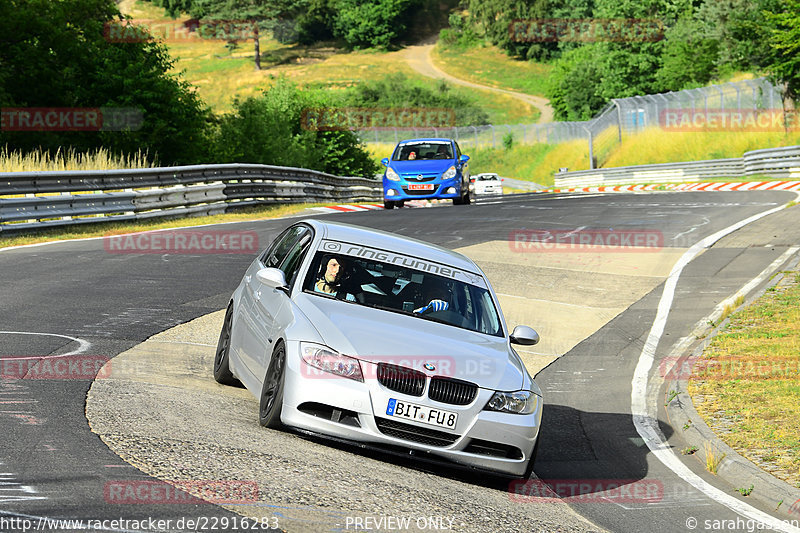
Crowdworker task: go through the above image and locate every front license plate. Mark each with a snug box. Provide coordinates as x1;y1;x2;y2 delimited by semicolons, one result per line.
408;184;434;191
386;399;457;430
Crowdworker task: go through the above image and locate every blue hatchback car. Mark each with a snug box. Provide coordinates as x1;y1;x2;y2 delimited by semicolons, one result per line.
381;138;471;209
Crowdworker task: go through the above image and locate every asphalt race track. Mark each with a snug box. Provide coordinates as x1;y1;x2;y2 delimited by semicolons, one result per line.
2;190;799;533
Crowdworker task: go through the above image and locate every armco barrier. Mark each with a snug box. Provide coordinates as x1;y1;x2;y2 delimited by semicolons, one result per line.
555;145;800;188
0;164;382;235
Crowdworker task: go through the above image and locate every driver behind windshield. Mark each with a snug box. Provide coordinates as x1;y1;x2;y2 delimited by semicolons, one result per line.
314;255;356;302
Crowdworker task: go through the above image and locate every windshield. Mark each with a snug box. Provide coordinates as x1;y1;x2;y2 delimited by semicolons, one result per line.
303;248;503;337
392;141;453;161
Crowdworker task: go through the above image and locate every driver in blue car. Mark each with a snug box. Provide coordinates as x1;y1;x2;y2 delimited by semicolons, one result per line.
314;255;356;302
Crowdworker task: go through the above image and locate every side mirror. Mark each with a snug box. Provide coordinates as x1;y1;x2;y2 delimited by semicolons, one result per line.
381;158;389;167
256;267;289;291
510;325;539;346
460;155;470;163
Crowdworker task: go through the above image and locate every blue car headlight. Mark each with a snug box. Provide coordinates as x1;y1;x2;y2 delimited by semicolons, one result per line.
484;390;541;415
442;166;457;180
385;167;400;181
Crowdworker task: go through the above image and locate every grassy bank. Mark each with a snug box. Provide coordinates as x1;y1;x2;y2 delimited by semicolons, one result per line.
0;147;156;173
605;128;800;168
432;42;552;97
119;2;538;123
688;266;800;488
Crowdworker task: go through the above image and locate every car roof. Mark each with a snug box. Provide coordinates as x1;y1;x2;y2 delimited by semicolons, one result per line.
304;219;481;275
396;138;454;144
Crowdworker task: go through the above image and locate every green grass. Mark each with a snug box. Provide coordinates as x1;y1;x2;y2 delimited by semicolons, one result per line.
433;42;552;97
118;2;539;124
605;128;800;168
689;270;800;488
0;146;156;173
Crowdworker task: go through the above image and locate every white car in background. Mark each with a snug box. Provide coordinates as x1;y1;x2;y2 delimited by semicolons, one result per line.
470;173;503;195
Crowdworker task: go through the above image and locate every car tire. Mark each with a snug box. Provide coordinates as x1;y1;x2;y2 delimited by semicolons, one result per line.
259;342;286;428
454;182;470;205
213;303;239;386
384;200;395;209
396;200;405;208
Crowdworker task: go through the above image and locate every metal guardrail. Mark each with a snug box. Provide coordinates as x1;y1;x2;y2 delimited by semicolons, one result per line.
0;164;382;235
554;145;800;188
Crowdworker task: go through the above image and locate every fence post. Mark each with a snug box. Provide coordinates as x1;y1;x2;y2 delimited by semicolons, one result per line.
491;125;495;148
584;126;595;169
473;126;478;149
613;100;623;141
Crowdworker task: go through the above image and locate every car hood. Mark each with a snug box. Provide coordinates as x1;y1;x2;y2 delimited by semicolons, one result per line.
294;293;525;391
390;160;455;175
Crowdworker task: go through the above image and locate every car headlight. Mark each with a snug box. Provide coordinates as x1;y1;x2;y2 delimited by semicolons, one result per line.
385;167;400;181
442;166;457;180
484;390;541;415
300;342;363;382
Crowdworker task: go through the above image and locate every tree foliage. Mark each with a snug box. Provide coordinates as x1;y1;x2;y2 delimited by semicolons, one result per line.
461;0;786;120
344;73;490;125
211;79;379;178
765;0;800;101
0;0;211;165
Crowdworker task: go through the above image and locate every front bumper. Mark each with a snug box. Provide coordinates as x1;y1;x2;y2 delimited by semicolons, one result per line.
280;341;542;477
383;176;463;201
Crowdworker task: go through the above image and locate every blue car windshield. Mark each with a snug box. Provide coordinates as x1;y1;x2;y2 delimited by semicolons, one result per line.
303;250;503;337
392;142;453;161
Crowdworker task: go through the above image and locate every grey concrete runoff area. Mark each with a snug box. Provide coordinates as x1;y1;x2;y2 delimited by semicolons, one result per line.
87;236;638;532
77;192;800;533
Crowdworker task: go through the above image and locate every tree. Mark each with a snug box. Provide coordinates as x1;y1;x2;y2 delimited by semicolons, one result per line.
656;14;719;91
211;78;379;178
546;45;605;120
330;0;422;49
765;0;800;103
0;0;211;165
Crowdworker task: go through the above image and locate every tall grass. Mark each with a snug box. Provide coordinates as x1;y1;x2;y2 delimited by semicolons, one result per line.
604;128;800;168
0;146;157;173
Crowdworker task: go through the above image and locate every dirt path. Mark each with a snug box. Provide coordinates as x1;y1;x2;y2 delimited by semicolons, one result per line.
402;44;555;124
